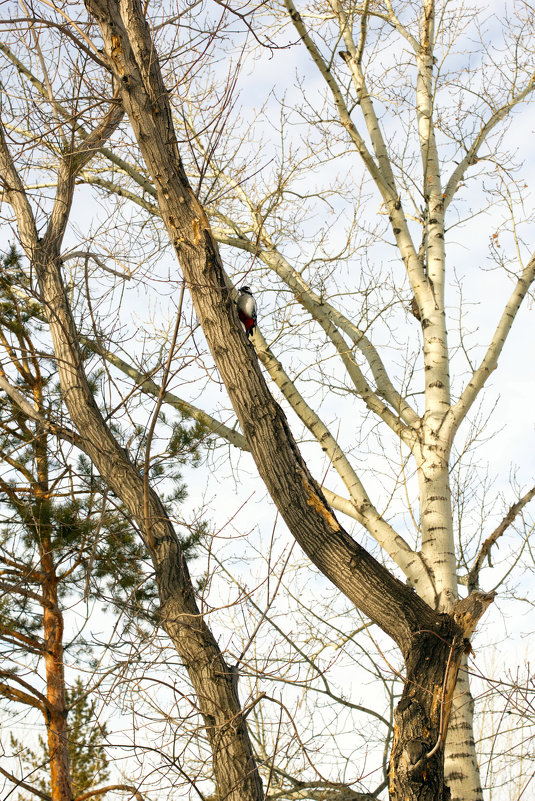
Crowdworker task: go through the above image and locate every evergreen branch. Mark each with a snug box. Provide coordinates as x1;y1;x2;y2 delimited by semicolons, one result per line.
0;445;36;486
0;372;88;452
0;680;45;711
0;553;44;582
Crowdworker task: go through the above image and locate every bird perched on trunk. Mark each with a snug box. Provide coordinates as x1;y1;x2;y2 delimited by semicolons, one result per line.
236;286;257;336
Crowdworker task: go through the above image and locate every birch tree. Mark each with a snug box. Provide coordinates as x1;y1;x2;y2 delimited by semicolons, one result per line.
1;1;534;800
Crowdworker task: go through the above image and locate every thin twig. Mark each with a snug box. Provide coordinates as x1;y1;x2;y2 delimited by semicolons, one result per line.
143;282;185;544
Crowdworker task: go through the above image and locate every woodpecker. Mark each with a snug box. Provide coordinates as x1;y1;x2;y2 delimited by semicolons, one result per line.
236;285;257;336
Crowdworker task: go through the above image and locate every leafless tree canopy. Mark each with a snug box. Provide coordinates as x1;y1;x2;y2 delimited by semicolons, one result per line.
1;2;534;801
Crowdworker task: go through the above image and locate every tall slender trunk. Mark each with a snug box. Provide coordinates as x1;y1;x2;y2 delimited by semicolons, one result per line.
417;446;484;801
444;661;484;801
42;551;72;801
35;425;74;801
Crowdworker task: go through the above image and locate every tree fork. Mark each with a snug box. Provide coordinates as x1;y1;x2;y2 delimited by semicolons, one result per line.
390;590;495;801
81;2;497;799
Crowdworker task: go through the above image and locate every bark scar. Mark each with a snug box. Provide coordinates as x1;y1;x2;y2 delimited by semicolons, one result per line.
452;590;496;638
301;472;340;531
192;217;202;245
110;35;125;77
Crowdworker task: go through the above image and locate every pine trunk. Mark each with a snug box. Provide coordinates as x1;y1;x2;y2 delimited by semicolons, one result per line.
36;427;74;801
42;573;73;801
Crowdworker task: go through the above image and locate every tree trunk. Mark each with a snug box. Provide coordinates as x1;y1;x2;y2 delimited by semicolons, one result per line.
0;103;264;801
444;660;484;801
390;623;462;801
36;426;74;801
42;554;73;801
81;3;483;799
83;0;436;648
417;443;483;801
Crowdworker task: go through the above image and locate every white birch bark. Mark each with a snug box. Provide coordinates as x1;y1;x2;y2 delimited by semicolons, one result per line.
444;659;483;801
283;3;496;798
412;4;479;795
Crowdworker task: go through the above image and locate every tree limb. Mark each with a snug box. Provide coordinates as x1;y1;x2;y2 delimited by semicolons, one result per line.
0;680;45;711
467;484;535;592
83;0;442;653
0;765;51;801
213;230;420;430
443;70;535;209
74;785;146;801
253;327;428;584
0;671;51;710
81;336;248;451
449;252;535;436
283;0;431;312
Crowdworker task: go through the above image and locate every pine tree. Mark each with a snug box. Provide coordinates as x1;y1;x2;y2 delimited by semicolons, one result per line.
10;679;110;800
0;249;206;801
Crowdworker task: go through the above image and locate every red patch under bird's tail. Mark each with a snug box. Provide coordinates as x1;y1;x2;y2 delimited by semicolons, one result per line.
237;286;257;337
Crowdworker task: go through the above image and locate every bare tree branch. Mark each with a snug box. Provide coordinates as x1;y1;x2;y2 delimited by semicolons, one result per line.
443;70;535;209
449;252;535;436
74;785;146;801
0;765;51;801
467;484;535;592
